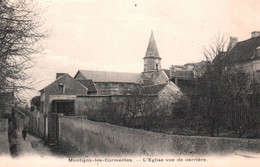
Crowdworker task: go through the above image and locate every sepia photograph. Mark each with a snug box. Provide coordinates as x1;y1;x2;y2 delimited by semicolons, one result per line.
0;0;260;166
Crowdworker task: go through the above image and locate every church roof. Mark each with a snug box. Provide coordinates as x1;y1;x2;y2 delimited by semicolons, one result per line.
76;79;97;93
141;83;168;95
75;70;141;83
137;83;168;95
162;69;171;78
141;70;169;86
144;31;161;59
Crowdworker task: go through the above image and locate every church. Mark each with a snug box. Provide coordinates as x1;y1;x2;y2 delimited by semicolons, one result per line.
39;31;180;116
34;32;181;139
73;31;172;95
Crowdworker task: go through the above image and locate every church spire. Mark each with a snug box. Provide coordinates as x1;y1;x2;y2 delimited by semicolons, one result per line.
144;30;161;59
143;31;162;72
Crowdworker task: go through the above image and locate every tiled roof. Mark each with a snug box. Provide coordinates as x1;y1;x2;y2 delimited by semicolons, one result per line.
139;83;168;95
76;70;141;83
227;36;260;62
163;69;171;78
172;70;194;79
76;79;97;93
141;73;155;85
40;73;71;92
144;31;161;59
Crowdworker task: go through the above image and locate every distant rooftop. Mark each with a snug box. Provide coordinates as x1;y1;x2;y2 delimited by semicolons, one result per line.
75;70;141;83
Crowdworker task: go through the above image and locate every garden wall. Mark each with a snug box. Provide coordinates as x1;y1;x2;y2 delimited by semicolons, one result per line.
59;116;260;156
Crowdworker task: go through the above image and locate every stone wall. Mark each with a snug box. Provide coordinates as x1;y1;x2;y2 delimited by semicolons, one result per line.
59;116;260;156
0;119;10;155
29;111;45;138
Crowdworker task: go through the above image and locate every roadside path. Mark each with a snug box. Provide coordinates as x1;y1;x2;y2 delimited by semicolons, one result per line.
10;131;53;158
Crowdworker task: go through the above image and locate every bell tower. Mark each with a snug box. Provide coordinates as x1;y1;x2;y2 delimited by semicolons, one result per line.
143;31;161;72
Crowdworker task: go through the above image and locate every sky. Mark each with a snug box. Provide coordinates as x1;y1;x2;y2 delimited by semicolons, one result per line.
24;0;260;100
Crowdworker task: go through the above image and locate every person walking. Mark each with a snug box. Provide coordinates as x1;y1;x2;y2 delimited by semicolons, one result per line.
22;128;27;140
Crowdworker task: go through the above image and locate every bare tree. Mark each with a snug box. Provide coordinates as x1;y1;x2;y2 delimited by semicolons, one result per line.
84;89;172;131
0;0;47;103
181;35;252;137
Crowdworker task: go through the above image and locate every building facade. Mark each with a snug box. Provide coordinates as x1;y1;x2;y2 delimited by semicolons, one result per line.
227;31;260;81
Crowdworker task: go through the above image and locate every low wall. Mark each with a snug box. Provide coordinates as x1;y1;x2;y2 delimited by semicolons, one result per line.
0;119;10;155
59;116;260;156
38;114;45;137
29;112;37;135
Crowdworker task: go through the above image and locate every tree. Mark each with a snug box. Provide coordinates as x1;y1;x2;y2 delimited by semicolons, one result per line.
183;35;252;137
85;88;172;131
0;0;46;101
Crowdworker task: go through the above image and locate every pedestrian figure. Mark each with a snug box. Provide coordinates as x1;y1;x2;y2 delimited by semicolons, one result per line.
22;128;27;140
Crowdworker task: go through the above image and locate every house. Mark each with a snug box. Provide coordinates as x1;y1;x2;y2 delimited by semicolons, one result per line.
226;31;260;81
40;73;90;115
169;61;208;90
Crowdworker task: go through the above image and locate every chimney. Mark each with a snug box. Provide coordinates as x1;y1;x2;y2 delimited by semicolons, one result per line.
227;36;238;51
56;73;65;79
251;31;260;38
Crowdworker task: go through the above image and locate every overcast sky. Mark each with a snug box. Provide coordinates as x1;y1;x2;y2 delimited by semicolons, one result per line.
24;0;260;100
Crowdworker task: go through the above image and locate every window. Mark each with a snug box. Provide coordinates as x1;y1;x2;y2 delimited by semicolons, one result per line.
156;63;158;70
58;83;64;94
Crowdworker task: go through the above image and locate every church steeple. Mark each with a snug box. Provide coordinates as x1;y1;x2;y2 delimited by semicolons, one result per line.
143;31;161;72
144;30;161;59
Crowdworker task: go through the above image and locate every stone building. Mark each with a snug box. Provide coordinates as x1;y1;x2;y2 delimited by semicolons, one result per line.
74;70;140;95
39;31;176;117
141;31;170;85
169;61;208;89
40;73;93;115
138;81;181;110
35;31;181;141
226;31;260;81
